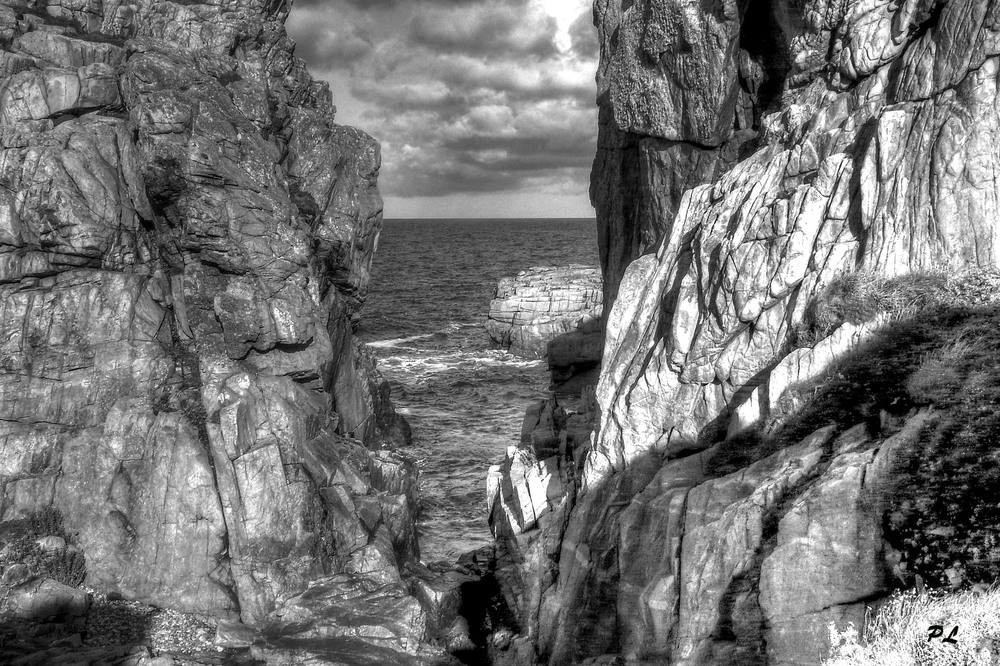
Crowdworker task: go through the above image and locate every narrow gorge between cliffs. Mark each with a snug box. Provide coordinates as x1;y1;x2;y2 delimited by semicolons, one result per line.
357;218;599;564
1;0;1000;665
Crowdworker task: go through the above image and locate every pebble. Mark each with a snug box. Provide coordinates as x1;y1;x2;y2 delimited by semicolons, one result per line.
1;587;260;666
84;589;220;653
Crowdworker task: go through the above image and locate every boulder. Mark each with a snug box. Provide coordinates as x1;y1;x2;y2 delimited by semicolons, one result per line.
487;398;591;540
5;577;89;620
547;320;604;394
488;447;563;536
262;573;428;655
404;557;485;648
214;619;259;649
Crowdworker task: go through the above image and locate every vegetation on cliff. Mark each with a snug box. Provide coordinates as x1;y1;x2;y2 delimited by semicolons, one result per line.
0;509;85;590
714;268;1000;588
825;587;1000;666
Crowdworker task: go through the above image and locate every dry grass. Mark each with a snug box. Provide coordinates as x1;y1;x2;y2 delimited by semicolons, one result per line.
0;509;87;590
824;587;1000;666
717;267;1000;586
793;268;1000;348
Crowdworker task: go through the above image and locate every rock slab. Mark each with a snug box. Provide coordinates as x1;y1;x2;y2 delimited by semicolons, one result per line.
486;265;603;360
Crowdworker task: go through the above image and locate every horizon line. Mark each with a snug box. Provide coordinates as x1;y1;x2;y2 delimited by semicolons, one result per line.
383;216;597;221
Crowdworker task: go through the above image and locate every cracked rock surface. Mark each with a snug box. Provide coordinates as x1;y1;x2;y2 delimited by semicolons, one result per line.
0;1;429;662
493;0;1000;664
486;265;603;359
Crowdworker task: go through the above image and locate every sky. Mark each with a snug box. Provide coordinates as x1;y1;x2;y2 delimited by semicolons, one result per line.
285;0;599;219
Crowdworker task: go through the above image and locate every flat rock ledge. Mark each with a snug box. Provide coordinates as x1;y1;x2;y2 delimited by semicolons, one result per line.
487;266;604;392
0;566;480;666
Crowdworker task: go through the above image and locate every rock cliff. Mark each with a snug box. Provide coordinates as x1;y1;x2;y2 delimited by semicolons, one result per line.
495;0;1000;664
0;0;423;653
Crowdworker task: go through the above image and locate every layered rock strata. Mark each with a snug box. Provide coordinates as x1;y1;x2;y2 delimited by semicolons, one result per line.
494;0;1000;664
487;265;603;358
487;265;604;392
0;0;425;658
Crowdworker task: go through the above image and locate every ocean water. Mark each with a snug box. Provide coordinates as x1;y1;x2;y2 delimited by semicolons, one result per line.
357;218;599;563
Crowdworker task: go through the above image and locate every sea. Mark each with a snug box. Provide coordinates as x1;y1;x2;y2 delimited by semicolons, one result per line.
356;218;600;564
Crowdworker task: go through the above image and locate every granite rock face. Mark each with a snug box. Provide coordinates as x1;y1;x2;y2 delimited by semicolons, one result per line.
0;0;416;643
495;0;1000;663
487;265;603;360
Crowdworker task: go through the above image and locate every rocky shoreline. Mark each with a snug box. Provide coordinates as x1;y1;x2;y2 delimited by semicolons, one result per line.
0;539;516;666
480;0;1000;659
3;0;1000;663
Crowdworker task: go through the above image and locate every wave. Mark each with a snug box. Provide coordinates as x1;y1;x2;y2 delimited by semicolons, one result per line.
378;347;546;372
365;332;438;348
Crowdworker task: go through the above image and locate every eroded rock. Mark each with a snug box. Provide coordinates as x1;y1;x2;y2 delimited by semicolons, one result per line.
0;0;418;651
496;0;1000;664
6;577;89;620
487;265;603;360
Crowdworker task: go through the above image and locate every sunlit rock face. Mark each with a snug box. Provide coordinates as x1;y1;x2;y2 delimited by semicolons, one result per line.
487;265;603;359
0;0;414;628
496;0;1000;664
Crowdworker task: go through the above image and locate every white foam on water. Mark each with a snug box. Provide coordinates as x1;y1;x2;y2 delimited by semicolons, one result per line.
366;332;437;348
379;349;546;377
479;349;546;367
381;356;454;376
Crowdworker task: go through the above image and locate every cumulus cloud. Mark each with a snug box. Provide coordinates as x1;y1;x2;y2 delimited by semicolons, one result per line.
410;6;558;57
286;4;380;67
289;24;374;66
569;9;599;59
286;0;599;213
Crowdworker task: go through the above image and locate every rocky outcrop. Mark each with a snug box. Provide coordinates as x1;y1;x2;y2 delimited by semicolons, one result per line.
487;397;593;665
546;325;604;394
486;265;602;359
494;0;1000;664
487;265;604;393
0;0;419;655
488;398;596;536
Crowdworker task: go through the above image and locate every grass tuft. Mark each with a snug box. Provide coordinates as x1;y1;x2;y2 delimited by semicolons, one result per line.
792;268;1000;348
824;587;1000;666
716;267;1000;586
0;509;87;589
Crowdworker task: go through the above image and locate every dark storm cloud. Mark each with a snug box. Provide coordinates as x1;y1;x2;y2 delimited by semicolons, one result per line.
385;156;591;197
569;9;599;59
352;82;464;113
444;131;596;170
338;0;397;6
291;22;374;66
430;58;592;100
350;51;594;112
305;0;522;7
374;96;597;198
